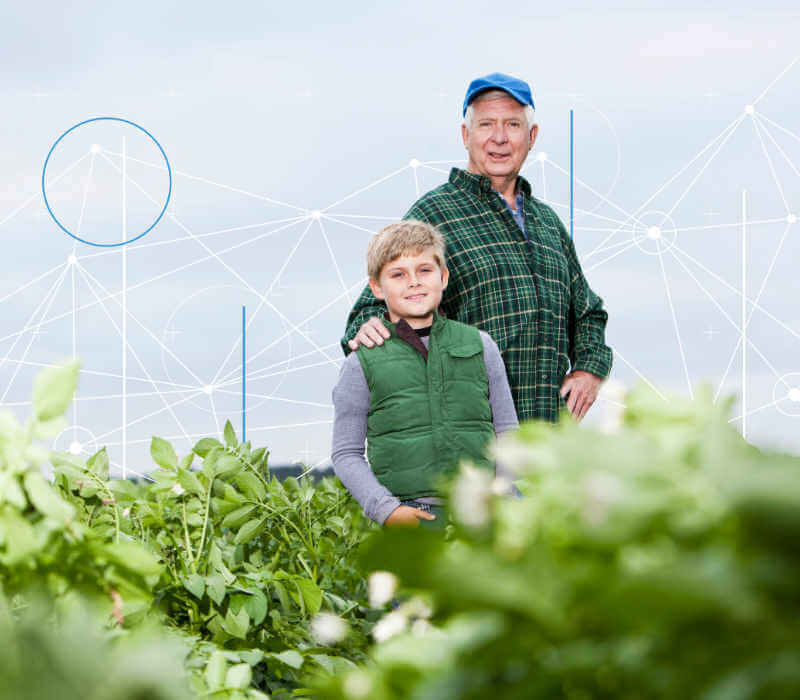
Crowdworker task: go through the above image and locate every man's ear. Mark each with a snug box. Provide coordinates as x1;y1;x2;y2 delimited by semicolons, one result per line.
441;266;450;291
529;123;539;150
461;122;469;149
368;277;385;300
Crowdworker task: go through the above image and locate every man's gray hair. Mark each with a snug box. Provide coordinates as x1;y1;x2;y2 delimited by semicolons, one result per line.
463;89;535;130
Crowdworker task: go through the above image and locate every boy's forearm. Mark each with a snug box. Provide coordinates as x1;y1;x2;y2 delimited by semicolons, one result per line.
331;451;401;524
331;355;400;523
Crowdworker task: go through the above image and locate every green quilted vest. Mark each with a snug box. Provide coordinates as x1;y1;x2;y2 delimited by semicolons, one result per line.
356;312;495;500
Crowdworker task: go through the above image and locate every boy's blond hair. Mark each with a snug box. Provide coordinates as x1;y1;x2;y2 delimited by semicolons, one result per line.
366;219;446;280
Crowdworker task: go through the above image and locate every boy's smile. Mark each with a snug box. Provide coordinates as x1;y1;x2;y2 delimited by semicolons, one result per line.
368;248;449;329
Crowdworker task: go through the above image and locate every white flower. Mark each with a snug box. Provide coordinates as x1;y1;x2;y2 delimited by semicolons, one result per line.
171;483;185;496
310;612;348;645
368;571;398;608
491;475;512;496
397;595;433;620
451;463;493;529
122;507;131;518
598;379;627;434
490;440;532;472
410;618;433;637
343;671;373;699
372;610;407;642
582;471;623;525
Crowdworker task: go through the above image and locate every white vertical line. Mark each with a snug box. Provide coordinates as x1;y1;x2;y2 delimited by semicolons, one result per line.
741;189;747;441
121;135;127;479
71;246;77;440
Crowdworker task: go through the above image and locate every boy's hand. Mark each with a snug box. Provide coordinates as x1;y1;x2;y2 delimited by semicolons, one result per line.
348;317;390;351
384;505;436;527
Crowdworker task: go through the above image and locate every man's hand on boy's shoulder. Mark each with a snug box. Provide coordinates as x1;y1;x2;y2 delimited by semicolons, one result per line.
348;316;390;351
384;504;436;527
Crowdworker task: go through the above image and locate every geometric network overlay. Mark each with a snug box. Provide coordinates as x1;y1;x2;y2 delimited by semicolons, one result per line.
1;59;799;479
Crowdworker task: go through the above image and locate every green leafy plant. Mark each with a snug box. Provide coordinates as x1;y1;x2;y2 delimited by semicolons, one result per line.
314;385;800;700
1;362;377;699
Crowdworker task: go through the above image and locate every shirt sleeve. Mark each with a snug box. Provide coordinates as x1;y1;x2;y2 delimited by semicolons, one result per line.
330;353;401;524
479;331;519;435
480;331;523;498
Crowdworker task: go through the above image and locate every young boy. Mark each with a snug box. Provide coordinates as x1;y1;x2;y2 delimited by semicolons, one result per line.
331;220;519;528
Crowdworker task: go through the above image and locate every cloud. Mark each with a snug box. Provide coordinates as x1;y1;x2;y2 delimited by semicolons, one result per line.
641;24;754;58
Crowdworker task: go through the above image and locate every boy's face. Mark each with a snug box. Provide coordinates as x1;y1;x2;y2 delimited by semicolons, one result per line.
369;247;449;327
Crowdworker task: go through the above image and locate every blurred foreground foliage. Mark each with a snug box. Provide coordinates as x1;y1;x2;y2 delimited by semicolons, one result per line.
314;386;800;700
3;363;799;699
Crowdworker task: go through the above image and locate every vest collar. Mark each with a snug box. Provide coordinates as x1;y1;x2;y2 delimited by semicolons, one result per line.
448;167;532;200
382;309;447;362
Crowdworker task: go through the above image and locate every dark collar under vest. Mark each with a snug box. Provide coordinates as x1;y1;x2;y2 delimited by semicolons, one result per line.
383;309;448;362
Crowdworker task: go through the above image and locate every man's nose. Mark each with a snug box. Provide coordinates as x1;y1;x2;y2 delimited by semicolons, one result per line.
491;124;508;143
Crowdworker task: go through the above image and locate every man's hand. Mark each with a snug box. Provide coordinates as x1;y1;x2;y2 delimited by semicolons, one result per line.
348;316;390;351
384;505;436;527
559;370;602;422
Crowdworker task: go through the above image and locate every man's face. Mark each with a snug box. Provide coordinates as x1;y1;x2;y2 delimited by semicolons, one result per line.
369;248;449;325
461;93;538;182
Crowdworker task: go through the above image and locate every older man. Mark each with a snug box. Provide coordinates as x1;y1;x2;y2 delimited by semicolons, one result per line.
342;72;612;422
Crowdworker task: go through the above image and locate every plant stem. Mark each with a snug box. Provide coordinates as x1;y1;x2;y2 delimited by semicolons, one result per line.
181;499;195;570
195;479;214;573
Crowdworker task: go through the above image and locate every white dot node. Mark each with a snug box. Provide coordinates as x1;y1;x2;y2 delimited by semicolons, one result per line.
202;384;214;395
409;158;420;168
68;441;83;455
311;210;321;220
789;388;800;403
788;214;797;224
90;144;102;154
744;104;755;115
536;152;548;162
67;254;77;265
646;226;661;240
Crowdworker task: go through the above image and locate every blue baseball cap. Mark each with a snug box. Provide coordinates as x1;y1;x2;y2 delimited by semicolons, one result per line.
462;72;534;117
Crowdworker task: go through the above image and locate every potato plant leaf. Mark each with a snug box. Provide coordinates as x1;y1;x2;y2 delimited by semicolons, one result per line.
32;361;79;422
150;436;178;470
224;420;238;449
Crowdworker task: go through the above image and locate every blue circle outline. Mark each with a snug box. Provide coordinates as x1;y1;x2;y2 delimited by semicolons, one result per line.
41;117;172;248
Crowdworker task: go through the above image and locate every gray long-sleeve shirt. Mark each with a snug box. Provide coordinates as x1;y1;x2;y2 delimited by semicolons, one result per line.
331;330;519;524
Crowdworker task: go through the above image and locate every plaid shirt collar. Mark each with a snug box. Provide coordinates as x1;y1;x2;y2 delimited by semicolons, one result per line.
448;167;533;200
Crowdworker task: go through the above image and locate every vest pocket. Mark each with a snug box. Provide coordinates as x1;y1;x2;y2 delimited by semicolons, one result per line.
445;343;485;383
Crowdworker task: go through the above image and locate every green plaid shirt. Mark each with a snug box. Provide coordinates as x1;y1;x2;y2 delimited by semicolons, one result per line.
341;167;612;422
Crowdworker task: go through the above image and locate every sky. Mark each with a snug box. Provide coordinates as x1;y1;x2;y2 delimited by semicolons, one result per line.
1;1;799;475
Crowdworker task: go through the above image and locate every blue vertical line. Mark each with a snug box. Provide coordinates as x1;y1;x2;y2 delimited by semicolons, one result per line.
570;108;574;240
242;305;246;444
